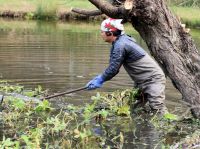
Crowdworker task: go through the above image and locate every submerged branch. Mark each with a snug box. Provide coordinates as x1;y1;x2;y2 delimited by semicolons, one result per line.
71;8;103;16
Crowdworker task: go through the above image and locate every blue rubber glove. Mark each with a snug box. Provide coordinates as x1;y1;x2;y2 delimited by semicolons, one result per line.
86;75;104;90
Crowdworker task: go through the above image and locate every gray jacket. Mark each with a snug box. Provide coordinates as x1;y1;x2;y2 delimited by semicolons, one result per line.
102;34;165;85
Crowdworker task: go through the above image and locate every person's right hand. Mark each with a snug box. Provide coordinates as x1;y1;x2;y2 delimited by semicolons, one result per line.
86;75;104;90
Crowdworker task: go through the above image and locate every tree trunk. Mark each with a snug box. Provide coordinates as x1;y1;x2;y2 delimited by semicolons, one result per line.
88;0;200;118
130;0;200;118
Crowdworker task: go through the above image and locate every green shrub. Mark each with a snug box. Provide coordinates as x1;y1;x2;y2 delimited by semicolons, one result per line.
35;0;58;20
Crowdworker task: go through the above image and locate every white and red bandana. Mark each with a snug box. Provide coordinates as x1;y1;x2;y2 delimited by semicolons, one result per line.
101;18;124;33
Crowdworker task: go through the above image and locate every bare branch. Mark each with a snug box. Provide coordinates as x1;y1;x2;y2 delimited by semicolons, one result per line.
88;0;128;18
71;8;103;16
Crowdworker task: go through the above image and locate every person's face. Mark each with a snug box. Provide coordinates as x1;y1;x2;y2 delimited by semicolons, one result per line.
100;31;114;43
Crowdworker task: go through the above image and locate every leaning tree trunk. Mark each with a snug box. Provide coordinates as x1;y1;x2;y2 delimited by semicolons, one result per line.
73;0;200;118
130;0;200;118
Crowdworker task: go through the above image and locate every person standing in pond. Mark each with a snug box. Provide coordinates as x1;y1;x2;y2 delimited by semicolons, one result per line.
86;18;168;115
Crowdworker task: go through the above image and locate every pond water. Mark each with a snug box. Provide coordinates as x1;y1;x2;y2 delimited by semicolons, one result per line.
0;18;200;111
0;19;200;148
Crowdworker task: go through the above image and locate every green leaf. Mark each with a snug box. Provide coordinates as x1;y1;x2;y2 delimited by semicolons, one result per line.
117;105;130;116
23;91;35;97
98;109;109;118
66;104;77;111
34;100;51;112
0;136;20;148
163;113;178;121
1;137;15;147
21;135;33;147
12;98;25;110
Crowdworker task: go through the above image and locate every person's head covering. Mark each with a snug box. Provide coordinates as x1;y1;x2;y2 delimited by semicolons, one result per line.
101;18;124;34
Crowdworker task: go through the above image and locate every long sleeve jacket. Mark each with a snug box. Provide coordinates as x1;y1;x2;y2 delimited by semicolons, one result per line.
101;34;165;85
102;34;146;81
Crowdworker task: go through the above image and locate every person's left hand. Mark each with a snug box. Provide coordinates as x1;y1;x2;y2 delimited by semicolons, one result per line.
86;75;104;90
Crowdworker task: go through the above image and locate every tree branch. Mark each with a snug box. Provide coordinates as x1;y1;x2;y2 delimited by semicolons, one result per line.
71;8;103;16
88;0;127;18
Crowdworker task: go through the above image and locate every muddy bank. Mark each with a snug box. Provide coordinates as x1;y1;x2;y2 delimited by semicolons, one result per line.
0;10;107;21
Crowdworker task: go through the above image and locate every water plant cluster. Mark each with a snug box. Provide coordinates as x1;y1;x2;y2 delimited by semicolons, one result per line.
0;81;200;148
0;81;139;148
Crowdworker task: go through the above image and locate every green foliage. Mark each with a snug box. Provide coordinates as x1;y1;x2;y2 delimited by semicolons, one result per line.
46;116;67;133
35;0;58;20
98;109;109;119
163;113;179;121
179;0;200;7
21;135;34;148
10;98;26;110
34;100;52;112
23;91;35;97
0;137;20;149
25;12;35;20
0;81;23;93
170;6;200;27
1;82;200;148
23;85;46;97
74;128;92;140
168;0;200;7
1;84;140;148
117;105;130;116
20;128;43;148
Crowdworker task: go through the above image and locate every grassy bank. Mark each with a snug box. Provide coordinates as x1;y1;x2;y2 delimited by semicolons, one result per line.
170;6;200;28
0;0;95;12
0;0;97;20
0;0;199;27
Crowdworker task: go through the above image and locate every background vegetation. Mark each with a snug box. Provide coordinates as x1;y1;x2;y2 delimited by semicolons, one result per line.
0;0;199;27
167;0;200;7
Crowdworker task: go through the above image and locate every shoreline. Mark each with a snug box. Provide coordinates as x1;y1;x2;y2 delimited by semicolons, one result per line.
0;10;106;21
0;9;199;28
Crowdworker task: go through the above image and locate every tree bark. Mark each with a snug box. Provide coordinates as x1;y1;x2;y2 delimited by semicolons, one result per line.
132;0;200;118
87;0;200;118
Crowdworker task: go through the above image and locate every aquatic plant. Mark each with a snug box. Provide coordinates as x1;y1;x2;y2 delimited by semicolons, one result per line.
0;84;138;148
0;136;20;149
1;81;200;148
0;81;23;93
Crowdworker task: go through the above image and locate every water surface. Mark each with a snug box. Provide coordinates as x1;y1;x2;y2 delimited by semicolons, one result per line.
0;19;200;148
1;19;200;107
